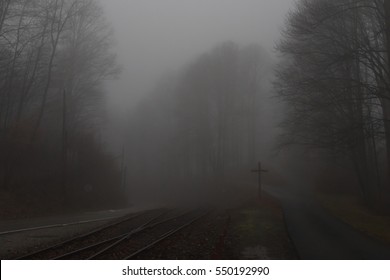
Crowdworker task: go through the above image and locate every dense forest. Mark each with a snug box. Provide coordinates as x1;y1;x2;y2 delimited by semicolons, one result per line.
126;42;271;202
0;0;125;215
275;0;390;209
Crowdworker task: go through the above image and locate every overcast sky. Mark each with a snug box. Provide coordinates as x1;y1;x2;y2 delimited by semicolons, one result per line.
98;0;296;117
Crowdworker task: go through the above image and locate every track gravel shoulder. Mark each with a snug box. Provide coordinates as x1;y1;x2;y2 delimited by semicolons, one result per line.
131;196;297;260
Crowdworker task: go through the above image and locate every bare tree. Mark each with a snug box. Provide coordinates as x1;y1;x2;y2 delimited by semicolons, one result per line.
0;0;123;211
275;0;390;205
31;0;77;141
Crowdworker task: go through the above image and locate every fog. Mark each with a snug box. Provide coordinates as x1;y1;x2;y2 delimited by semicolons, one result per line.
2;0;390;262
98;1;296;198
90;0;296;203
100;0;295;118
0;0;387;212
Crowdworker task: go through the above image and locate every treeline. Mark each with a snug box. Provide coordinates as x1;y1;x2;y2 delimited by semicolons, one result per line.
0;0;124;214
127;42;269;200
276;0;390;207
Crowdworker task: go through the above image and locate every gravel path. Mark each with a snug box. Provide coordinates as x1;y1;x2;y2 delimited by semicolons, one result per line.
129;197;296;260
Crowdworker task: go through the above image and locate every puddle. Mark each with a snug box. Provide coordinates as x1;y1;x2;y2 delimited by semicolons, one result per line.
242;246;270;259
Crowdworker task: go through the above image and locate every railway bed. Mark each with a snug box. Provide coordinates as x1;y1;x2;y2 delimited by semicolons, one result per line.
17;209;209;260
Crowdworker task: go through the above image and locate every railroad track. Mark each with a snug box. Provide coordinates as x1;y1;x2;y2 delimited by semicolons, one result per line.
0;216;126;236
17;210;161;260
18;209;209;260
123;210;209;260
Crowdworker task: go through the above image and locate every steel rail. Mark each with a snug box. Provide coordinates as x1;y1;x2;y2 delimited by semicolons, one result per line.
59;211;168;260
16;211;149;260
87;210;190;260
55;210;178;259
54;232;129;260
0;216;125;236
124;210;209;259
18;209;208;260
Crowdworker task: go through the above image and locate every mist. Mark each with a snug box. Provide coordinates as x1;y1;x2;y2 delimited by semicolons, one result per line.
100;0;294;116
98;1;296;202
2;0;390;262
96;1;277;198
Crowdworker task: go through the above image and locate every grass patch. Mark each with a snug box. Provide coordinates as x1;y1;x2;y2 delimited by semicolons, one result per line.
317;193;390;245
227;195;297;259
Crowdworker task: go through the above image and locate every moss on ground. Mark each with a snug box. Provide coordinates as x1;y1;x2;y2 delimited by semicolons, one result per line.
227;195;297;259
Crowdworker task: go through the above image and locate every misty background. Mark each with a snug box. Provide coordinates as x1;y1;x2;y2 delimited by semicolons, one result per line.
101;0;294;115
3;0;389;218
99;0;296;202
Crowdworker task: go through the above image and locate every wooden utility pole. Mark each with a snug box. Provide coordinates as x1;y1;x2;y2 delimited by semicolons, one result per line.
251;162;268;199
120;145;125;188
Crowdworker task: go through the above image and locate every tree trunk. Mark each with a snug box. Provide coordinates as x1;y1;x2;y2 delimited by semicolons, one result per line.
383;0;390;193
0;0;10;35
382;98;390;182
16;17;49;124
62;89;68;205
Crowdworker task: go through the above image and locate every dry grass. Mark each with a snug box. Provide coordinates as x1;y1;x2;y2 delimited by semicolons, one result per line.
317;193;390;245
